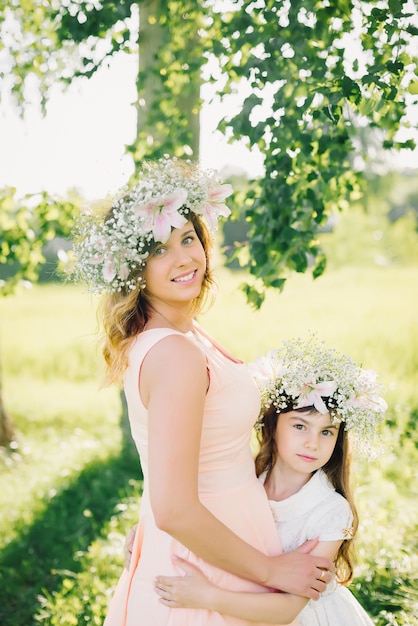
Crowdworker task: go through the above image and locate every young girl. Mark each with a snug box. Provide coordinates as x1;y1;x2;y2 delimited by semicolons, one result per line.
155;335;387;625
71;159;332;626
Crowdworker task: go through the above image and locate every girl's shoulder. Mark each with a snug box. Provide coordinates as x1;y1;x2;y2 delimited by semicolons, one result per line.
307;473;354;541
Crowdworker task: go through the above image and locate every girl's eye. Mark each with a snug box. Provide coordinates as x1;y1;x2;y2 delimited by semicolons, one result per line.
321;429;333;437
294;424;305;431
183;235;194;245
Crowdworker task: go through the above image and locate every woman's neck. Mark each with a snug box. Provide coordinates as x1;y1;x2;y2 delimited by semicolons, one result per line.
146;304;194;334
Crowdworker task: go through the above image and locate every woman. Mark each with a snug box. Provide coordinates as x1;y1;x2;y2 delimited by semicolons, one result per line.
71;157;332;625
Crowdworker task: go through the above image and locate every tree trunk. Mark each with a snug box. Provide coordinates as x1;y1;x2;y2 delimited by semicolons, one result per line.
134;0;202;162
0;373;15;448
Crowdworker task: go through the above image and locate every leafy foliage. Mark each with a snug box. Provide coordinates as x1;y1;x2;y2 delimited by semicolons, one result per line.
0;187;81;294
213;0;418;305
0;1;417;306
0;0;209;159
0;0;137;109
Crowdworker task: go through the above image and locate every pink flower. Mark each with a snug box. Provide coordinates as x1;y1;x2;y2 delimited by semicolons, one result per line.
358;369;378;385
197;184;233;230
88;236;107;264
248;352;287;386
103;259;117;283
88;254;105;265
347;395;387;412
296;379;337;414
133;189;188;242
119;262;130;281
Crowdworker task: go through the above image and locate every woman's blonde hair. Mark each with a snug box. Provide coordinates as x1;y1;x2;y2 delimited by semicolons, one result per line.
98;213;215;385
255;405;359;584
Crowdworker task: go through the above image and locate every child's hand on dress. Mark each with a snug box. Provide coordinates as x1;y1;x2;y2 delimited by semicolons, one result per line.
154;556;216;610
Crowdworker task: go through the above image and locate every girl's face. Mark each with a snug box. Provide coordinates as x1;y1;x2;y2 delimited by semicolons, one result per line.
143;221;207;308
274;409;340;476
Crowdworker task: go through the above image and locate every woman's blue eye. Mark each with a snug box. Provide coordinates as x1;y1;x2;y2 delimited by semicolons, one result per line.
153;246;166;256
183;235;194;244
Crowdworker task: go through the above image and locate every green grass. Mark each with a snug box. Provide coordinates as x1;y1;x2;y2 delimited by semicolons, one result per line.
1;263;417;625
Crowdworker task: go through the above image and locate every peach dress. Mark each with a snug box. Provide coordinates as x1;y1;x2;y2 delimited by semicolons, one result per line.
104;325;282;626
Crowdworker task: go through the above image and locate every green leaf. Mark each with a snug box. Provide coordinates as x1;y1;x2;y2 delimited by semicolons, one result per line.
408;81;418;95
342;75;355;97
240;282;266;310
312;254;327;279
388;0;404;17
270;278;286;290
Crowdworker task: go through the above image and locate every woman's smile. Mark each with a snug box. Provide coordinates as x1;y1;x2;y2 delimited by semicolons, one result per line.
172;270;198;284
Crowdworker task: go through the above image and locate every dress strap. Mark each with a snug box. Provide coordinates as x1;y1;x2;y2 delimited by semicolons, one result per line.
192;321;244;364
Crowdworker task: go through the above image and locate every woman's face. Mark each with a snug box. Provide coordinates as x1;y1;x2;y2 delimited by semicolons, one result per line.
143;221;207;308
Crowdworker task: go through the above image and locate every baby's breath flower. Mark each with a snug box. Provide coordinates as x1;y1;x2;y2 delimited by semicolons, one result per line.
69;157;232;294
250;334;387;451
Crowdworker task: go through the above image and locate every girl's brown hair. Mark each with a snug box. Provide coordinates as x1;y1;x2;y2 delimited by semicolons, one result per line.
98;212;215;385
255;405;359;584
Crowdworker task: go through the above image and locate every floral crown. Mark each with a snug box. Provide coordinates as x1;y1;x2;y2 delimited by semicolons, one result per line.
248;335;387;446
70;157;233;294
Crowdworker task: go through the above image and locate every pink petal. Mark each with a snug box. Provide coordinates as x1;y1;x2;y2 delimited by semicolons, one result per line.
134;199;160;217
103;261;116;283
152;213;173;243
376;397;388;412
311;393;329;414
199;207;216;230
168;210;188;230
88;254;105;265
119;262;129;280
359;369;377;383
297;391;329;414
205;201;232;218
152;211;188;243
208;184;233;202
314;381;337;397
163;189;188;213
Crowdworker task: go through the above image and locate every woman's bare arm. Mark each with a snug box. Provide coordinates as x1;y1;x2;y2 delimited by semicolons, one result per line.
141;335;332;599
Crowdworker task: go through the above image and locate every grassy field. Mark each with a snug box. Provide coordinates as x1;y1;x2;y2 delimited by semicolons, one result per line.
0;261;417;625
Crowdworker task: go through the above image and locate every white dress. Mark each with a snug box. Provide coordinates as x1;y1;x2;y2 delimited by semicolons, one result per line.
263;470;374;626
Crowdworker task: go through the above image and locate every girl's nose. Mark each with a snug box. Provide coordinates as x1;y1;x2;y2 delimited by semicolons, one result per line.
305;434;319;449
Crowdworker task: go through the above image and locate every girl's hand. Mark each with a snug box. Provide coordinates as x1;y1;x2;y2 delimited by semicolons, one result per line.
154;557;216;610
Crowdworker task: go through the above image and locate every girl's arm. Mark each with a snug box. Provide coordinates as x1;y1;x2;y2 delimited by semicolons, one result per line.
155;541;343;624
141;335;332;600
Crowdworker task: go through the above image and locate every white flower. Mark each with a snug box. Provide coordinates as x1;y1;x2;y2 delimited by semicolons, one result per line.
70;157;232;294
248;350;287;386
249;334;387;451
